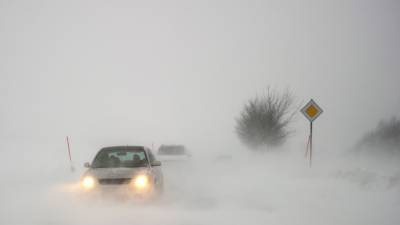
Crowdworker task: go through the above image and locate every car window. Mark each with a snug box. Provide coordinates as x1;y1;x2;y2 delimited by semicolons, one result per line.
158;145;186;155
92;148;149;168
109;151;146;161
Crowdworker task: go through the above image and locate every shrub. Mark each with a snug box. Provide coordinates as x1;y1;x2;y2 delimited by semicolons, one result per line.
357;117;400;154
235;88;295;150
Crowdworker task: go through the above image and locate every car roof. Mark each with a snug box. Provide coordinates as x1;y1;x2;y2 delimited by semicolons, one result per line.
100;146;148;152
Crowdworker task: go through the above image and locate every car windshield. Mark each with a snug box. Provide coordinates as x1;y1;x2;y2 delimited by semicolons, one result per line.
92;147;149;168
158;145;186;155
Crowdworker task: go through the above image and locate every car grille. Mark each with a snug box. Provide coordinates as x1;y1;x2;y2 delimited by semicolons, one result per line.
98;178;132;185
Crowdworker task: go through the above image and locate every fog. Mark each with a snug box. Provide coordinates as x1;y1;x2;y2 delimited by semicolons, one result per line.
1;0;400;224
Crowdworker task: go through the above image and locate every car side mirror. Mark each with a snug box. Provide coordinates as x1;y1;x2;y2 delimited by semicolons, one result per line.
84;162;91;168
151;160;161;167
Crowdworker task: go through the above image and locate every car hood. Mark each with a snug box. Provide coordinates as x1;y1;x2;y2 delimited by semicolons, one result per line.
85;167;150;179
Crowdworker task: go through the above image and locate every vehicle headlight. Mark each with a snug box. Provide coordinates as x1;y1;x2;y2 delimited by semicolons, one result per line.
82;176;96;190
132;174;150;190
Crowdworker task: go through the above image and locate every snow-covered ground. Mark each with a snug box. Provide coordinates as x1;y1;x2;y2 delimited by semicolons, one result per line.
1;145;399;225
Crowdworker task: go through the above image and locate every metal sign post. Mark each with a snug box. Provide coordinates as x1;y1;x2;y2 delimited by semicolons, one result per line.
301;99;323;167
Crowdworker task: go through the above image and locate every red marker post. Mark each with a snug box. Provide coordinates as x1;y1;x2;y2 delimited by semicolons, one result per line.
66;136;75;172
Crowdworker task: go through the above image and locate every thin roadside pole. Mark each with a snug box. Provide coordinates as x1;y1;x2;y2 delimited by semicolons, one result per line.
66;136;72;162
66;136;75;172
309;122;313;167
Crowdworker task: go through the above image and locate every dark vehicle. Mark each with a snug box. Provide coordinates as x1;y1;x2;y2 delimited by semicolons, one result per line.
157;144;191;161
81;146;163;198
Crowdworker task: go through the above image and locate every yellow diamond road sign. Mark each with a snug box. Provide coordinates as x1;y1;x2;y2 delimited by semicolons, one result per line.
301;99;323;122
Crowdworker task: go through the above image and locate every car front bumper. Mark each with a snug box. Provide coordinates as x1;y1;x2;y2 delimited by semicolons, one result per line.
80;183;157;200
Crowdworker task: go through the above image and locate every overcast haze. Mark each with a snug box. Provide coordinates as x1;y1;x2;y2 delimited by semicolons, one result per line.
1;1;400;225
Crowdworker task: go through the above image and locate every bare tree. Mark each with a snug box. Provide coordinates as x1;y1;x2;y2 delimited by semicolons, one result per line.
235;88;296;150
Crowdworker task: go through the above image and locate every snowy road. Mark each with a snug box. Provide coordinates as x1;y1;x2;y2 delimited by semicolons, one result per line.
1;153;400;225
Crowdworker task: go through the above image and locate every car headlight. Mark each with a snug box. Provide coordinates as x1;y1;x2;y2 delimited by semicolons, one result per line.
82;176;96;190
132;174;150;190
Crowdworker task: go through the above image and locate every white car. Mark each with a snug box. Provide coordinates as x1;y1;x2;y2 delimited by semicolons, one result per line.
81;146;163;198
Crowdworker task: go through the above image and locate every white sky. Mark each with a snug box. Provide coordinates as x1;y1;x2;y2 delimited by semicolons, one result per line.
1;0;399;157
